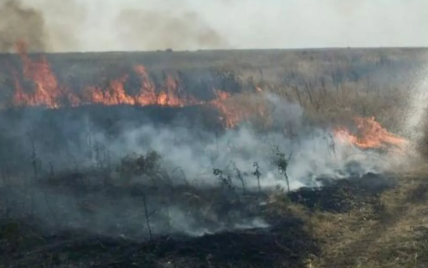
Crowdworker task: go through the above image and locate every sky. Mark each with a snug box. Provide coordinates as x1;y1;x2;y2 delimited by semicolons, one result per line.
2;0;428;52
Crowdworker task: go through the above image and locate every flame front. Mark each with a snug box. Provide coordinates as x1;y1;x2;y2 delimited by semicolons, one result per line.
10;44;409;135
334;117;408;150
9;42;266;128
12;43;207;109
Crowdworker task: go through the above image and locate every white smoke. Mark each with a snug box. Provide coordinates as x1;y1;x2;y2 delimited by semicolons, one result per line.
403;66;428;145
0;93;394;239
76;93;390;190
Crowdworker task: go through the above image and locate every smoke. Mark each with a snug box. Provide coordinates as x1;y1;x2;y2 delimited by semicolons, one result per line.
0;0;46;52
403;67;428;141
401;64;428;160
0;93;393;240
114;8;227;50
0;0;226;52
0;0;84;52
1;0;427;52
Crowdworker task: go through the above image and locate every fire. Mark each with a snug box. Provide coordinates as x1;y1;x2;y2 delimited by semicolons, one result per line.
10;43;209;109
210;93;268;128
334;117;408;150
9;42;267;128
84;76;136;106
133;65;157;105
13;41;76;108
11;43;401;135
133;66;202;107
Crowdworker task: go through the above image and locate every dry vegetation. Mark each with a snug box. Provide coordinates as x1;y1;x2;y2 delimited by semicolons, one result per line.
1;48;428;267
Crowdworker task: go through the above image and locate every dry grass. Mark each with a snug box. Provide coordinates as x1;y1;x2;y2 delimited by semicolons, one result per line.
274;172;428;268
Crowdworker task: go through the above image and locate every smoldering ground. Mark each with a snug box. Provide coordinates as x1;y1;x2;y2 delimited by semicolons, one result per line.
0;93;396;240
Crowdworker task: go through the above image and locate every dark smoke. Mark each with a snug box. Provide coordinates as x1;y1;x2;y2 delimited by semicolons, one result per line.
0;0;46;52
0;0;83;52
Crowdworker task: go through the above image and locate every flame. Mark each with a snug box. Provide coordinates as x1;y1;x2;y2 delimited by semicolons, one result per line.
9;41;268;128
210;92;268;128
133;65;202;107
334;117;408;150
84;76;136;106
133;65;157;105
11;44;207;109
13;41;78;108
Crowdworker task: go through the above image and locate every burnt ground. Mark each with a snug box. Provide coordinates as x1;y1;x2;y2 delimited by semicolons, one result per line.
0;171;401;268
0;217;314;268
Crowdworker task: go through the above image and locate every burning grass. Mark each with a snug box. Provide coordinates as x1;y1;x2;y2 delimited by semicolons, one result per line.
1;46;428;268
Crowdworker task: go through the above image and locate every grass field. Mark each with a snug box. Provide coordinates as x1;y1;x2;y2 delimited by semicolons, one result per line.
1;47;428;267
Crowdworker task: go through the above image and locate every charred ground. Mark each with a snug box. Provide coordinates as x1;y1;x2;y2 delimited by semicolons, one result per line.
1;48;428;268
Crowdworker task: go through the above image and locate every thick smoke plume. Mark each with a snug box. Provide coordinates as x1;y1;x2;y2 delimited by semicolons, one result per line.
0;93;395;240
1;0;427;52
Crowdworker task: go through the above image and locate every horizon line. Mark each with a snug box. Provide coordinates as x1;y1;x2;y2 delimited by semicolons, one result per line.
2;46;428;55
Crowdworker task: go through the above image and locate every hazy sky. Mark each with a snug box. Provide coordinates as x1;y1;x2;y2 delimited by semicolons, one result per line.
4;0;428;51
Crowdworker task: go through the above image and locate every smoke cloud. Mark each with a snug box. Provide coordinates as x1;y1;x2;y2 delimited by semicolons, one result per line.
0;0;427;52
114;8;227;50
0;0;46;52
0;93;395;239
0;0;83;52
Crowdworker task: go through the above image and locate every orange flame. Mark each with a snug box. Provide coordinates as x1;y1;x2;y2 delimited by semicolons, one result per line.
11;42;268;128
210;92;268;128
84;76;136;106
133;66;202;107
11;43;210;109
13;41;76;108
334;117;408;150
